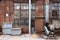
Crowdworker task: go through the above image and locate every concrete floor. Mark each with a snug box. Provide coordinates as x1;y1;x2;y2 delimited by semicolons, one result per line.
0;34;60;40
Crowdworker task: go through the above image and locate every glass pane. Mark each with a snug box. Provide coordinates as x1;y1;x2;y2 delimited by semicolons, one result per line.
14;3;20;9
24;20;29;26
20;20;24;25
31;10;35;17
58;3;60;6
52;10;58;18
52;7;55;10
58;11;60;19
31;3;35;9
54;3;57;7
52;7;58;10
58;7;60;10
21;3;29;9
14;19;20;26
52;3;55;7
14;9;20;19
20;20;29;26
21;10;29;17
52;3;57;7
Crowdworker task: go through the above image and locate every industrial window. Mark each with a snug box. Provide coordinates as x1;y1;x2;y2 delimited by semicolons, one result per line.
14;3;35;27
31;3;35;32
20;3;29;26
14;9;20;19
21;3;29;17
14;3;29;27
21;3;29;9
31;3;35;19
14;3;20;26
52;10;58;19
20;20;29;26
52;3;60;29
57;3;60;20
21;10;29;17
52;3;60;19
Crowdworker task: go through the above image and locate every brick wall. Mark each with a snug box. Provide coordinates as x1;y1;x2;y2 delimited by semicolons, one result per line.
0;1;14;32
4;1;14;22
0;1;5;32
35;0;45;34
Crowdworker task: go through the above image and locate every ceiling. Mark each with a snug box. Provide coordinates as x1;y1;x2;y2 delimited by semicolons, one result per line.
1;0;60;3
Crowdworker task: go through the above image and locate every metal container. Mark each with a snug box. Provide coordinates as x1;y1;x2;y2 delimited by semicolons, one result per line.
2;28;11;35
2;22;12;28
11;28;22;35
2;22;12;35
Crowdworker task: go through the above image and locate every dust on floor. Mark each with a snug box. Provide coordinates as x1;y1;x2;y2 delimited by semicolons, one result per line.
0;34;60;40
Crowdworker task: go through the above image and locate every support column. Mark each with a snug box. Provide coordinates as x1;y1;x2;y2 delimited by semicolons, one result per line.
45;0;49;23
29;0;31;34
35;0;44;34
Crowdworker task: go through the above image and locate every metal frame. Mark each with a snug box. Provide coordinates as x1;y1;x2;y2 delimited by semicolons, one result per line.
45;0;49;23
